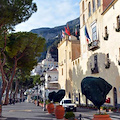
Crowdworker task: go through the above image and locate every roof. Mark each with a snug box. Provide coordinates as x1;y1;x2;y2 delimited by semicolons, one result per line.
48;67;58;72
102;0;118;15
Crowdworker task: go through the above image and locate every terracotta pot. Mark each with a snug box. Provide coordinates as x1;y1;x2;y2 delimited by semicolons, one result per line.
47;103;54;114
92;114;112;120
54;105;65;119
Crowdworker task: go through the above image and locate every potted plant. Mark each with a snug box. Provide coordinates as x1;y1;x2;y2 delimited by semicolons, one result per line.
81;77;112;120
53;89;65;119
47;91;56;114
64;111;77;120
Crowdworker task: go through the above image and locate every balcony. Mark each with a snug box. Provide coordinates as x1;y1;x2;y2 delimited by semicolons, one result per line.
116;27;120;32
88;40;100;51
104;34;109;40
118;60;120;65
105;60;111;69
91;67;99;74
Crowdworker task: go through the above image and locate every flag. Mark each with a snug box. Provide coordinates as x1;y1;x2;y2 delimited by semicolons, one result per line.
61;30;65;38
75;26;77;36
65;24;71;36
85;26;91;43
67;24;71;35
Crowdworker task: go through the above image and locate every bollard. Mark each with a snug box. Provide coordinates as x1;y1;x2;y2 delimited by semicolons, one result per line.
79;114;82;120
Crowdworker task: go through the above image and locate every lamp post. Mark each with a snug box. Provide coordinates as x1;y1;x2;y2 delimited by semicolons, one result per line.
36;83;39;106
41;70;46;111
48;75;51;82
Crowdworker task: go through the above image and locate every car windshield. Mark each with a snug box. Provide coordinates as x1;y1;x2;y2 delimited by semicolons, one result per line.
64;100;72;103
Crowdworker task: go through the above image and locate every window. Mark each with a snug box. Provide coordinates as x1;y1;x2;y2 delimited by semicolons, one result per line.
88;2;91;17
97;0;101;8
83;14;85;25
105;26;108;37
69;51;71;59
105;53;111;69
119;48;120;60
94;55;98;68
62;68;63;75
92;26;97;41
82;1;85;13
117;15;120;29
93;0;96;13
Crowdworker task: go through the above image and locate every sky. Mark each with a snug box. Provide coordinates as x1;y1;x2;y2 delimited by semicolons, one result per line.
15;0;80;32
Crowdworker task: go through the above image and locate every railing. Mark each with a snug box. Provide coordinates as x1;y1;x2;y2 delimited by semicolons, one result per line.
88;40;100;51
116;27;120;32
105;60;111;69
91;67;99;74
104;34;109;40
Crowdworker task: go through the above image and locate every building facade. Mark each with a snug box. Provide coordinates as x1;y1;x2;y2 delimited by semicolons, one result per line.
58;35;80;99
72;0;120;106
58;0;120;107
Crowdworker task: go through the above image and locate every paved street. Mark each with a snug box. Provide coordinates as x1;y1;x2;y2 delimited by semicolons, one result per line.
1;102;120;120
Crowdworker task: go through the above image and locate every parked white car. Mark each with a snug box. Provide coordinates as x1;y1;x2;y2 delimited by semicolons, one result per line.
60;98;77;112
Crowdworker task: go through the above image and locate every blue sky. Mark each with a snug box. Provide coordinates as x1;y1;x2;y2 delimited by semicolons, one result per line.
15;0;80;32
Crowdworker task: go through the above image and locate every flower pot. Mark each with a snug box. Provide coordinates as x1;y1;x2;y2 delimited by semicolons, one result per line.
47;103;54;114
54;105;65;119
92;114;112;120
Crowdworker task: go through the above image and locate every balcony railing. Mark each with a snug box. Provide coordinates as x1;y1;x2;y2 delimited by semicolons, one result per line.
91;67;99;74
105;60;111;69
88;40;100;51
116;27;120;32
104;34;109;40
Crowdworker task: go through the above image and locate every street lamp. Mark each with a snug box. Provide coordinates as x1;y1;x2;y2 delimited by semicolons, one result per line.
48;75;51;81
40;73;46;111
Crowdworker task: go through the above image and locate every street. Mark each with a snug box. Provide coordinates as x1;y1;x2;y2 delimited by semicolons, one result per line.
1;102;120;120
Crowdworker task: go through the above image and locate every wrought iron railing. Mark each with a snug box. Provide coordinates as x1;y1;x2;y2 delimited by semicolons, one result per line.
88;40;100;51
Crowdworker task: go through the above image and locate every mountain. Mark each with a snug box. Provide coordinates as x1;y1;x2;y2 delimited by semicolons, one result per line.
30;17;80;61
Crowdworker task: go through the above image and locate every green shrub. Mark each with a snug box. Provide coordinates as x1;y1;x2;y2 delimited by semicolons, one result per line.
64;111;75;120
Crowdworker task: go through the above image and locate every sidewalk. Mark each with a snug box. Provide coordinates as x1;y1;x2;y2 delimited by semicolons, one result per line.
1;102;120;120
1;102;56;120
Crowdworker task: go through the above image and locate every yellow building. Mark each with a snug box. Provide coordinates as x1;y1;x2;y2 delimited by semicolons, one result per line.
58;35;80;99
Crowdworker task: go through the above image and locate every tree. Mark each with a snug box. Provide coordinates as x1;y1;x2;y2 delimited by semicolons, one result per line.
32;75;41;85
0;0;37;104
3;32;45;104
81;77;112;113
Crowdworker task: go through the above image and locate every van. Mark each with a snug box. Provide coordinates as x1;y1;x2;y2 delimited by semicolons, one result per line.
60;98;77;112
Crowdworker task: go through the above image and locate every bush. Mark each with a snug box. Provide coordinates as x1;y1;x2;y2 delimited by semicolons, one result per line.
64;111;75;120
